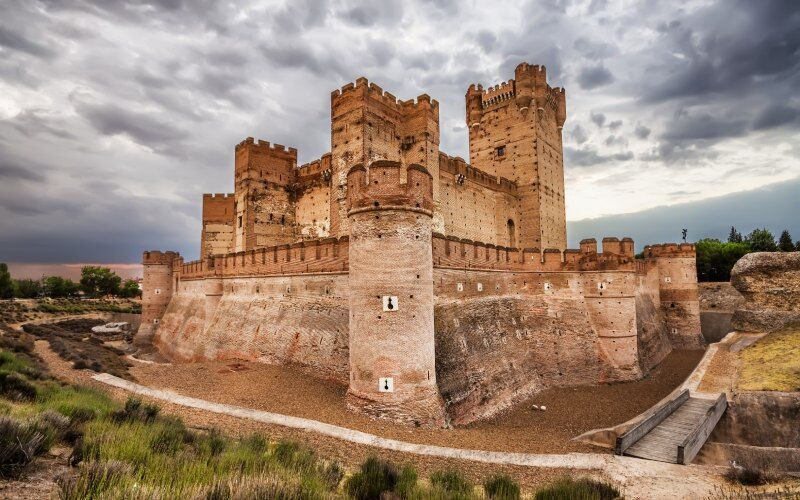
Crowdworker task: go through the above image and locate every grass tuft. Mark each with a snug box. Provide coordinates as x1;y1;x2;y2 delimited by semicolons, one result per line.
533;477;621;500
484;474;521;499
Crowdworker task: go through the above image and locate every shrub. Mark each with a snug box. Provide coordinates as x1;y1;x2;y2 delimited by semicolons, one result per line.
725;464;771;486
534;477;620;499
0;416;49;477
57;460;133;500
395;464;420;498
111;396;161;424
272;440;316;472
484;474;521;500
0;349;40;378
431;468;473;495
346;456;400;500
319;460;344;490
0;370;37;401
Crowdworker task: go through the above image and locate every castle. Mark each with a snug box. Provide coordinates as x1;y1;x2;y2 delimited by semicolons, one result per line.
139;63;703;427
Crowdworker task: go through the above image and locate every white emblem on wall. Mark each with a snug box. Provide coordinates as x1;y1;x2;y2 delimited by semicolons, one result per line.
664;276;672;283
477;282;483;291
456;282;464;292
544;282;552;291
382;296;398;312
154;288;162;295
378;377;394;392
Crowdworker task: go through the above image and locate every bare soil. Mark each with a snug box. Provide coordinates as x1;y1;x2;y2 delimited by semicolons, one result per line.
128;349;704;455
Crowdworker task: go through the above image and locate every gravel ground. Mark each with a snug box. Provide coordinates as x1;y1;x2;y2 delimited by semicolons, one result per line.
128;349;704;455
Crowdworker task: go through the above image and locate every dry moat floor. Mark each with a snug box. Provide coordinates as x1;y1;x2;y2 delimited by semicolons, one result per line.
128;350;704;454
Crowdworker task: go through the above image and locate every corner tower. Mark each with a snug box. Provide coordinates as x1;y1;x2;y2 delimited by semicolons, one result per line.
467;63;567;250
136;250;179;346
345;160;446;427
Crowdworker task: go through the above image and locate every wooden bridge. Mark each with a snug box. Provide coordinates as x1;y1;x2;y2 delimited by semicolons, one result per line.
615;389;727;464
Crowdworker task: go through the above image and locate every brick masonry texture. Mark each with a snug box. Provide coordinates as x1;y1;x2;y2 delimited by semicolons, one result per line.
141;62;704;427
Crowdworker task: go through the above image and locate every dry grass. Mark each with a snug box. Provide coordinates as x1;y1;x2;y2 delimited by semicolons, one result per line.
738;328;800;392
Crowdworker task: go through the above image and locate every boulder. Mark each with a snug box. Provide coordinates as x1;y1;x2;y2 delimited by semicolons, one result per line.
730;252;800;332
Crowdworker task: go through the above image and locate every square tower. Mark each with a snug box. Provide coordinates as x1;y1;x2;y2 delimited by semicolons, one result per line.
330;78;441;236
466;63;567;250
233;137;298;251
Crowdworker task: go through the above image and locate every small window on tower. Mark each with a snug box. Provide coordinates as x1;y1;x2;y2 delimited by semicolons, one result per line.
496;146;506;157
238;215;242;228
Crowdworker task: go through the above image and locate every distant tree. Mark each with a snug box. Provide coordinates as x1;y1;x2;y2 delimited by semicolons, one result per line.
695;238;752;282
0;263;13;299
117;279;142;298
796;240;800;252
778;230;794;251
13;279;41;299
43;276;80;298
728;226;743;243
746;228;778;252
80;266;121;297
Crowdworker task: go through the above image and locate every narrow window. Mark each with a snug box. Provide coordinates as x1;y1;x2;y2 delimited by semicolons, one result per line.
238;215;243;228
496;145;506;156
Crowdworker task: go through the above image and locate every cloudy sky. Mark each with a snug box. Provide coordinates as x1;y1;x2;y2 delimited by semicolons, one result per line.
1;0;798;277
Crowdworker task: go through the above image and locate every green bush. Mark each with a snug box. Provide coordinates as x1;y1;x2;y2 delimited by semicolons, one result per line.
111;396;161;424
346;456;400;500
534;477;620;500
431;468;473;495
0;371;38;401
483;474;520;500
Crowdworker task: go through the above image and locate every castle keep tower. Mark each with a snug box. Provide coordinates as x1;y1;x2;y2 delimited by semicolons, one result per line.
345;160;446;427
330;79;441;237
233;138;298;252
136;250;179;345
466;63;567;250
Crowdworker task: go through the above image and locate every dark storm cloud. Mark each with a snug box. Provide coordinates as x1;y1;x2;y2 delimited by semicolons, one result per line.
564;146;633;168
0;25;56;58
0;159;45;182
640;0;800;103
590;112;606;127
75;101;189;154
752;104;800;130
577;64;613;89
0;0;797;265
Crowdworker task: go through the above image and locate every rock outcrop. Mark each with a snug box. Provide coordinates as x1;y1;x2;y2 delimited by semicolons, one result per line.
731;252;800;332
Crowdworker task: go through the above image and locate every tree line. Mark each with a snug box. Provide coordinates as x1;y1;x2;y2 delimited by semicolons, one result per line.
695;227;799;282
0;264;141;300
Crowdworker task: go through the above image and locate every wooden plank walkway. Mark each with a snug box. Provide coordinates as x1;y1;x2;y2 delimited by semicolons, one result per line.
622;395;727;464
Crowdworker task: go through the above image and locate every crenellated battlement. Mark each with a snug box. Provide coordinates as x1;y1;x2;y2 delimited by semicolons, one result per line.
643;243;696;258
234;137;298;157
438;152;517;195
346;160;434;215
202;193;234;199
331;77;439;114
431;235;638;272
480;80;515;107
180;236;350;280
142;250;180;266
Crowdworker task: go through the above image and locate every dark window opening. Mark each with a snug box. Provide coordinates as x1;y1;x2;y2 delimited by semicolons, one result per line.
496;146;506;156
238;215;242;228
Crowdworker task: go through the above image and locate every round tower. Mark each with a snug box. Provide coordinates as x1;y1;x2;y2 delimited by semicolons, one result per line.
136;250;179;346
346;160;447;427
